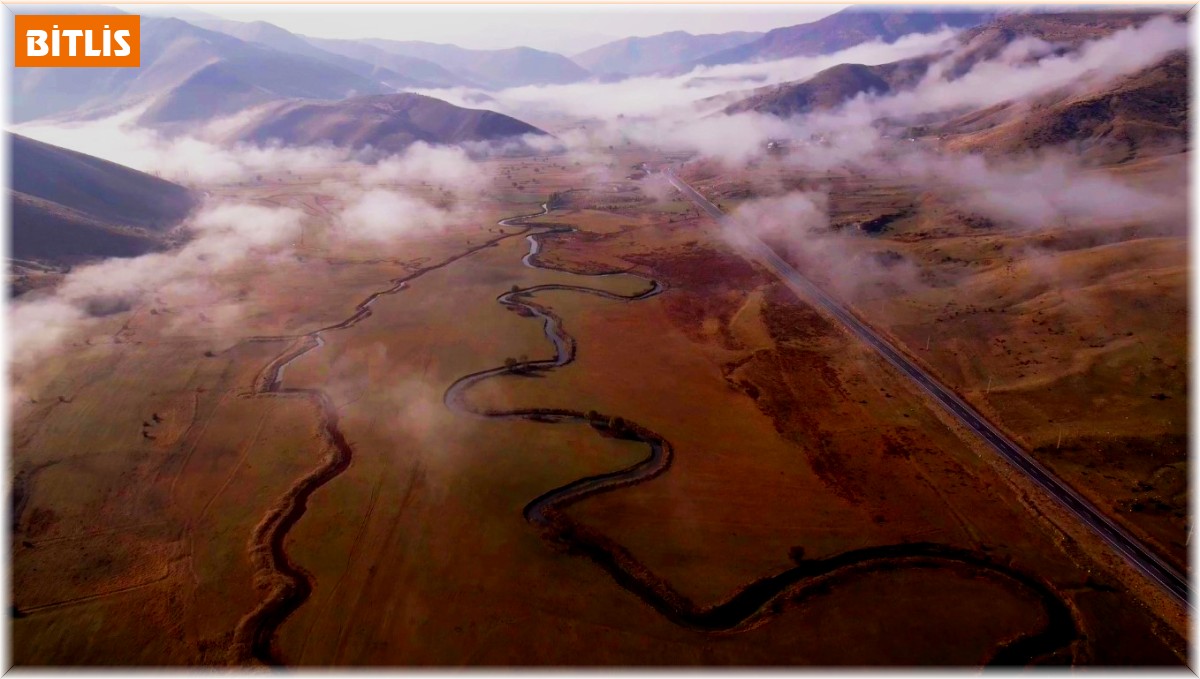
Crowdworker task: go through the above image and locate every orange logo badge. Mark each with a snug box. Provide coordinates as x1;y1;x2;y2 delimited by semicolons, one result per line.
15;15;140;67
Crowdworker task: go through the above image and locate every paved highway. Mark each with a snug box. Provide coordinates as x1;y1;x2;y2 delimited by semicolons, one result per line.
663;167;1191;608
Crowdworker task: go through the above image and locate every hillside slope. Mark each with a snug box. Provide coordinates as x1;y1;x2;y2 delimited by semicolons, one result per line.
720;7;1187;163
724;58;933;116
945;50;1188;162
8;134;198;265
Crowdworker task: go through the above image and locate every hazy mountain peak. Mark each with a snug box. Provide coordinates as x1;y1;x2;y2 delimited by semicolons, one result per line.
573;29;764;76
686;6;993;70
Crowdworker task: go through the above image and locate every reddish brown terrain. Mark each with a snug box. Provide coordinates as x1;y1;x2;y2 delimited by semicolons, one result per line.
7;6;1190;670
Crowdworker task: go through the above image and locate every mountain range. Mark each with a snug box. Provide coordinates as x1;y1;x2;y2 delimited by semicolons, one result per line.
11;5;1020;126
10;8;591;124
8;3;1189;274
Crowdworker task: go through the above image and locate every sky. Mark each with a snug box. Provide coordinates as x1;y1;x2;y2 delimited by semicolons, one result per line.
120;3;847;53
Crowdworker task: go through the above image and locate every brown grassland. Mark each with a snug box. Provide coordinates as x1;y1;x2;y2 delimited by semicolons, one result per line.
677;149;1188;574
9;147;1188;665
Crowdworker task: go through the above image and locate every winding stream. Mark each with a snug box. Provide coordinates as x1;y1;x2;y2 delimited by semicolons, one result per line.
442;205;1080;665
232;207;550;665
237;200;1079;667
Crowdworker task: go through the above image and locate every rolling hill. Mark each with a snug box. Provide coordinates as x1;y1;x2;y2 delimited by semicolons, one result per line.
937;10;1167;80
573;30;763;77
138;43;395;126
944;50;1188;163
724;58;934;117
229;93;549;154
8;134;198;265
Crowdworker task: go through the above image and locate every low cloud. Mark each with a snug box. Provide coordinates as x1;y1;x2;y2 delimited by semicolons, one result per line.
13;107;352;184
10;201;305;388
491;13;1188;174
363;142;478;190
729;191;829;242
8;105;531;396
336;188;476;243
418;28;960;124
725;190;928;305
11;106;542;189
655;13;1186;235
888;150;1179;228
875;14;1188;119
